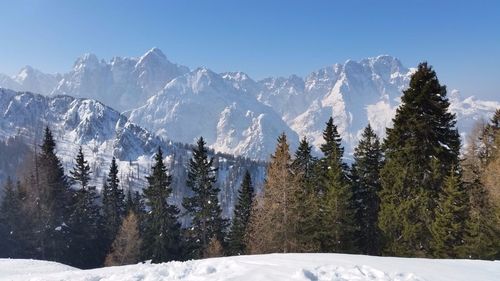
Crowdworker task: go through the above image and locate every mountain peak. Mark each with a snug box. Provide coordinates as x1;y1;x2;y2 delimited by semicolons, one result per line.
139;47;167;63
73;53;101;70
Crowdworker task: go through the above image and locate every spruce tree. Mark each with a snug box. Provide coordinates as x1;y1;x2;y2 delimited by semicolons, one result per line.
247;133;298;254
430;169;468;258
291;137;321;252
318;118;356;253
182;137;227;258
126;189;143;215
226;171;254;255
351;124;383;255
0;178;24;258
379;63;461;257
70;146;91;189
36;127;72;262
142;147;183;262
102;157;126;248
67;147;103;268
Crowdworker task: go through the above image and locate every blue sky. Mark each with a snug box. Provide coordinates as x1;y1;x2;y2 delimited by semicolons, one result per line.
0;0;498;99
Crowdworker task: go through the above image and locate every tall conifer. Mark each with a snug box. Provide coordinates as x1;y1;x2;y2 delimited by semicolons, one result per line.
291;137;321;252
318;118;356;253
36;127;72;262
351;124;383;255
102;157;126;247
182;137;227;258
67;147;103;268
226;171;254;255
379;63;461;256
142;147;183;262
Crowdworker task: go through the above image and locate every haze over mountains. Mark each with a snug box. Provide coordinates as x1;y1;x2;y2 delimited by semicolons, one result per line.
0;48;498;160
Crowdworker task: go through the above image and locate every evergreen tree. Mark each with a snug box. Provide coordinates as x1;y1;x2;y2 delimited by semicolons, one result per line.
378;63;461;256
36;127;72;262
291;137;321;252
430;169;468;258
351;124;383;255
142;147;183;262
0;178;24;258
70;146;91;189
318;118;356;253
67;147;103;268
102;157;126;248
182;137;227;258
126;189;144;215
226;171;254;255
247;133;298;254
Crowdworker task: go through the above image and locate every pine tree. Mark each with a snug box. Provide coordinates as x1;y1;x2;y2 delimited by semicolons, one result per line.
226;171;254;255
430;169;468;258
102;157;126;248
351;124;383;255
105;211;142;266
291;137;321;252
247;133;298;254
378;63;461;257
318;118;356;253
182;137;227;259
0;178;24;258
142;147;183;262
36;127;72;262
70;146;91;189
67;147;103;268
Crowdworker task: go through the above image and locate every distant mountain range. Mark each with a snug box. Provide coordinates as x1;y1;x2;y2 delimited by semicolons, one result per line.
0;48;498;160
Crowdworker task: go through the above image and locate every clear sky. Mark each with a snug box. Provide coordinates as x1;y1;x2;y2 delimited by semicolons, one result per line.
0;0;498;100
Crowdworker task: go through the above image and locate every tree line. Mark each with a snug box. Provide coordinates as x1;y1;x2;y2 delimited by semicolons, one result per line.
0;62;499;268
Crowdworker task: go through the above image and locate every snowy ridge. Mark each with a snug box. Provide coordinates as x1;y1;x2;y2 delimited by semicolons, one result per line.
0;89;266;219
1;253;499;281
52;48;190;111
0;50;498;159
129;67;300;160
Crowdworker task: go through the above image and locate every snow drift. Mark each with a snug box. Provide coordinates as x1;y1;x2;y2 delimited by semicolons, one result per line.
0;253;498;281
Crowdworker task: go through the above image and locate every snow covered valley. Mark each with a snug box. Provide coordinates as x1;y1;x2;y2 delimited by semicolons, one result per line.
0;254;498;281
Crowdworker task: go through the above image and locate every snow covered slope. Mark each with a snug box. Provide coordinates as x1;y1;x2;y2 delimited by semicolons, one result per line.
1;253;498;281
129;68;300;160
0;89;266;219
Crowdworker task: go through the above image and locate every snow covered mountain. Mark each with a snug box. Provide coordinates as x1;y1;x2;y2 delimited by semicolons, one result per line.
129;67;300;160
0;89;266;219
0;49;498;160
252;55;414;153
51;48;190;111
0;66;60;94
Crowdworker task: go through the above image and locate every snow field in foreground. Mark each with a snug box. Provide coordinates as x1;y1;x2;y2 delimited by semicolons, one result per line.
0;253;499;281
